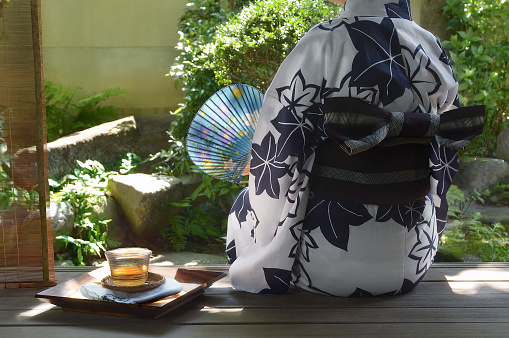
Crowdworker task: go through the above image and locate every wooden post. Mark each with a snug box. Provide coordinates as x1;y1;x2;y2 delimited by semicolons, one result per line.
30;0;52;284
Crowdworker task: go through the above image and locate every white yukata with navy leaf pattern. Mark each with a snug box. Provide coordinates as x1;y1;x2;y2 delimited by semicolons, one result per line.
226;0;460;297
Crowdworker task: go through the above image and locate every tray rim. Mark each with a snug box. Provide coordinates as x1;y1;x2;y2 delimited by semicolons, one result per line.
35;266;226;319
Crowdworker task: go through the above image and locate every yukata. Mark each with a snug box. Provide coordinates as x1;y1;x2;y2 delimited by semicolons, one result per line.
226;0;484;297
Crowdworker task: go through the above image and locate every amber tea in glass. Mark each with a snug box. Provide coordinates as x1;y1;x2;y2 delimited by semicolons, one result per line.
105;247;152;287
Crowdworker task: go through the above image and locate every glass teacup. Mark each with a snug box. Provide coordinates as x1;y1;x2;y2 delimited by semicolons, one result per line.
105;247;152;287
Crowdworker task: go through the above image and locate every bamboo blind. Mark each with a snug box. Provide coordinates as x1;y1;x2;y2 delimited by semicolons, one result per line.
0;0;55;288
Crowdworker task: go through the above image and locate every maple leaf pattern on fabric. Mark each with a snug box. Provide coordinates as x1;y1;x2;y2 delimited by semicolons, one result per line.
272;70;322;164
434;198;449;236
402;45;442;110
259;268;292;294
289;219;318;261
437;39;453;67
250;133;290;198
346;18;410;106
318;18;349;32
385;0;412;20
226;240;236;264
376;200;426;231
305;197;373;251
229;188;252;224
429;139;458;235
408;219;438;275
276;70;321;115
430;139;459;195
348;287;374;298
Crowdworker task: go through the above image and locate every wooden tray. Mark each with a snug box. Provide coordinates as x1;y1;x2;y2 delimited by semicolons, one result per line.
35;266;226;319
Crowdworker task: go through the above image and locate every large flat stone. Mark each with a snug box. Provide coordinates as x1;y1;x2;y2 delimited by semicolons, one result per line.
8;114;176;189
108;173;183;239
497;129;509;163
454;158;509;194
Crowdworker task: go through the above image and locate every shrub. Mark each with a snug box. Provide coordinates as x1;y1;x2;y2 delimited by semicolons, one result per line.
168;0;237;142
163;0;340;251
169;0;340;145
45;81;128;142
442;0;509;157
211;0;340;90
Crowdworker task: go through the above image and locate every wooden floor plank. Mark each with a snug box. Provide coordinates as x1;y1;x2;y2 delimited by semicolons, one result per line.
2;303;509;325
2;292;509;313
2;323;509;337
3;280;509;311
1;263;509;337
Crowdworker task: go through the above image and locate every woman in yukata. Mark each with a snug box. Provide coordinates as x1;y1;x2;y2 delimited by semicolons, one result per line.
225;0;485;297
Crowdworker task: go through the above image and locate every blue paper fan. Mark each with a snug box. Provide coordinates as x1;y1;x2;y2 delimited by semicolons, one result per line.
186;84;263;183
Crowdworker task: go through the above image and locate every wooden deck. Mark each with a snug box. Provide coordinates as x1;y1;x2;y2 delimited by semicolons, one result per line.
1;263;509;337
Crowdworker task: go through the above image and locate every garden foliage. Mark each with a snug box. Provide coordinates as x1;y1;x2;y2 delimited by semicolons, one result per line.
441;214;509;262
45;81;127;142
162;0;340;211
50;160;117;266
169;0;340;144
49;155;140;266
443;184;509;262
161;0;340;250
210;0;340;90
161;173;239;251
442;0;509;157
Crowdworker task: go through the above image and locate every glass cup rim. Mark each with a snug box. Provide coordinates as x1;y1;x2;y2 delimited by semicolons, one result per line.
105;247;152;258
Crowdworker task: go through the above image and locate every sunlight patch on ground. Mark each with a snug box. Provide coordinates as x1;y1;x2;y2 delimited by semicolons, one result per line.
200;306;243;314
447;281;509;295
446;268;509;295
18;302;56;317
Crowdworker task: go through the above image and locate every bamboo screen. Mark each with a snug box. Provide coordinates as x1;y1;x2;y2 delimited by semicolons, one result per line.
0;0;55;288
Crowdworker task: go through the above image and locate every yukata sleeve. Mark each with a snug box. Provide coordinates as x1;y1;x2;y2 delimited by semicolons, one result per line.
427;39;462;235
226;26;330;294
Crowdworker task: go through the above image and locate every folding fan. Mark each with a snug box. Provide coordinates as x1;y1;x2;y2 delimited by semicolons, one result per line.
186;84;263;183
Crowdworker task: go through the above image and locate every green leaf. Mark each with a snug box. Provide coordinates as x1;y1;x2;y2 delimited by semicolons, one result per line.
77;248;84;265
478;55;492;62
473;92;487;101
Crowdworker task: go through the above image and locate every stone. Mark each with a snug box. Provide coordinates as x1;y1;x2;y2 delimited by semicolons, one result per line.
496;129;509;163
49;201;74;252
8;114;176;188
461;254;483;263
50;201;74;237
108;173;184;239
54;260;76;267
454;158;509;194
463;202;509;227
8;116;137;189
47;116;139;180
90;195;131;245
124;114;177;174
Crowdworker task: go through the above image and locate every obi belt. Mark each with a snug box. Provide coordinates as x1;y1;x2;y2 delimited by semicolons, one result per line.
311;98;485;205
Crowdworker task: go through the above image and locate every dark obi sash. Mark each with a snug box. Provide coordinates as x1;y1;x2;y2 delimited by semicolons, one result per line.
311;98;485;205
